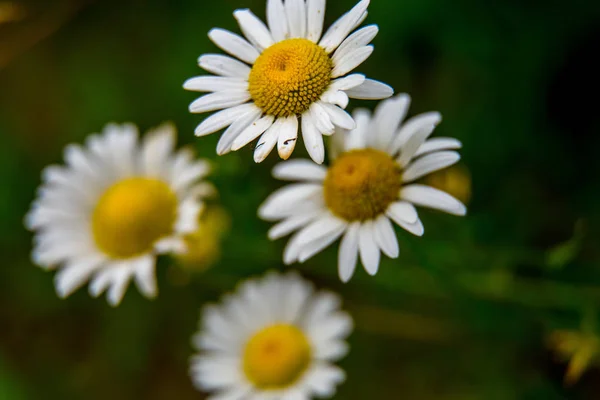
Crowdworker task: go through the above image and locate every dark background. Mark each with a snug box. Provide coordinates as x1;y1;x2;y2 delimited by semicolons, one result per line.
1;0;600;398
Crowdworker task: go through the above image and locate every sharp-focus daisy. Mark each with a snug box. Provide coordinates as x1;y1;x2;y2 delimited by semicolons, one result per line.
259;94;467;282
184;0;393;164
25;123;212;306
190;271;352;399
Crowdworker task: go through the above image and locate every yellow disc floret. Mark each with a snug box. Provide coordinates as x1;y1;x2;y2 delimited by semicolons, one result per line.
248;39;333;118
243;324;312;389
92;177;178;259
324;149;402;221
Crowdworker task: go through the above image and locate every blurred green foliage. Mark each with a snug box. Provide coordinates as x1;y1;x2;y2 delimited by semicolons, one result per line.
1;0;600;399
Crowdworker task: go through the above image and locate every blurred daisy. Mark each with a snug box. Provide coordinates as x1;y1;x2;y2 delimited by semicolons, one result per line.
190;271;352;399
176;205;231;271
259;94;467;282
25;123;212;306
184;0;393;164
424;164;471;205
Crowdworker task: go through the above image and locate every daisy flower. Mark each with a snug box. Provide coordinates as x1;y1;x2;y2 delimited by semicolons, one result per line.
190;271;352;399
184;0;393;164
259;94;467;282
25;123;212;306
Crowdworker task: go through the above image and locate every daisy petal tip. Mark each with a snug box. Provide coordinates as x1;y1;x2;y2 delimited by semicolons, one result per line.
456;205;468;216
339;269;353;283
232;8;250;20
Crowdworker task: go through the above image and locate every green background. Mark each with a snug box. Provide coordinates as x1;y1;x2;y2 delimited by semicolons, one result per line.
1;0;600;398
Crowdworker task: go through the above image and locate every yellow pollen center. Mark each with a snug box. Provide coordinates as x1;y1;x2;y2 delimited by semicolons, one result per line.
248;38;333;118
92;177;178;259
243;324;311;390
324;149;402;221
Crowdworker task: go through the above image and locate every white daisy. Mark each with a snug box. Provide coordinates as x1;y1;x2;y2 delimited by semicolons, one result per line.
190;271;352;399
184;0;393;164
25;123;213;306
259;94;467;282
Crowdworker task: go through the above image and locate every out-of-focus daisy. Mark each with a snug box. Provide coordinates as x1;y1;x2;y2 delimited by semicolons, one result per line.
184;0;393;164
424;164;471;205
190;271;352;399
25;123;212;306
259;94;467;282
176;205;231;271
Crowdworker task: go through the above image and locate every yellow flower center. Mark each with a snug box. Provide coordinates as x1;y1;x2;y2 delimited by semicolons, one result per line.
248;39;332;118
243;324;312;390
324;149;401;221
92;178;178;259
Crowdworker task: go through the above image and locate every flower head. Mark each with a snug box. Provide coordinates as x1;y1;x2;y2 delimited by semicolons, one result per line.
190;271;352;399
25;123;212;305
259;94;467;282
185;0;393;164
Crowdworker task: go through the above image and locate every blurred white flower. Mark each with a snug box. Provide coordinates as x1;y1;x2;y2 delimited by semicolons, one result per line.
190;271;352;399
25;123;213;306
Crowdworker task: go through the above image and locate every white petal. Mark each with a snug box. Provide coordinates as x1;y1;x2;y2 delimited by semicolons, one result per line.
107;268;133;306
329;74;366;91
387;201;418;224
140;123;175;177
401;184;467;216
331;45;373;78
216;106;262;154
320;89;349;109
254;118;282;163
345;108;371;150
272;159;327;181
234;9;275;51
301;113;325;164
189;90;250;113
394;215;424;236
284;214;345;264
208;28;260;64
371;93;410;150
194;103;258;137
332;24;378;63
231;115;275;151
415;137;462;157
198;54;251;78
285;0;307;38
298;224;346;263
132;255;157;298
373;215;399;258
395;112;442;167
358;221;380;276
344;78;394;99
183;76;248;92
338;221;360;282
259;183;323;220
309;102;335;135
63;144;100;182
54;255;104;298
306;0;326;42
277;116;299;160
402;151;460;182
302;363;345;397
268;210;321;240
267;0;289;42
319;0;370;53
320;103;356;130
